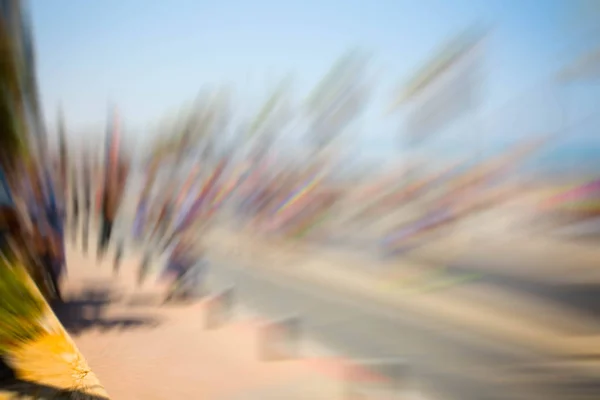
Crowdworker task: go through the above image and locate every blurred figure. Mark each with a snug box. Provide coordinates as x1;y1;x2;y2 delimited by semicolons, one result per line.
43;166;66;298
98;158;129;259
50;156;67;223
161;167;201;251
97;188;111;258
0;166;17;252
81;152;93;252
23;162;64;301
162;231;206;302
148;182;177;244
70;168;79;243
132;160;159;244
94;159;103;221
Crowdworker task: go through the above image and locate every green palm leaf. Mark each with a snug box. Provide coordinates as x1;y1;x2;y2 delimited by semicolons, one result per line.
0;258;45;355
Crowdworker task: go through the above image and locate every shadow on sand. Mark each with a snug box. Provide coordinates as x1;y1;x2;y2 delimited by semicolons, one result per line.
51;285;161;336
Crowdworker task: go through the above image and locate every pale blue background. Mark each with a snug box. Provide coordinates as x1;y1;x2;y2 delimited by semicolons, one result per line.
29;0;600;172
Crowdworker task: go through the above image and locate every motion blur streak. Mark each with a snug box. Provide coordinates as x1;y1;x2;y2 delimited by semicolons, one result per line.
2;0;600;399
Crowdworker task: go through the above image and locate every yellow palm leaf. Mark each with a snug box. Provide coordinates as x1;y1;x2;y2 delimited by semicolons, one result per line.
0;261;109;398
9;332;107;397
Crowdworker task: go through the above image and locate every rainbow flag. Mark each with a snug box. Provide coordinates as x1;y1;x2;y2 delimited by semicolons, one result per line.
206;167;247;214
197;159;228;207
274;173;321;217
542;179;600;209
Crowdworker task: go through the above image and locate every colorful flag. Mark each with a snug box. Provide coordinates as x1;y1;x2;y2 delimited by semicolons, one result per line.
542;179;600;209
173;158;228;234
206;166;247;215
274;173;321;217
176;165;201;207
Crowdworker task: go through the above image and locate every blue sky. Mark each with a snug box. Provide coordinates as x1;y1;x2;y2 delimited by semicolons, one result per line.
29;0;600;166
